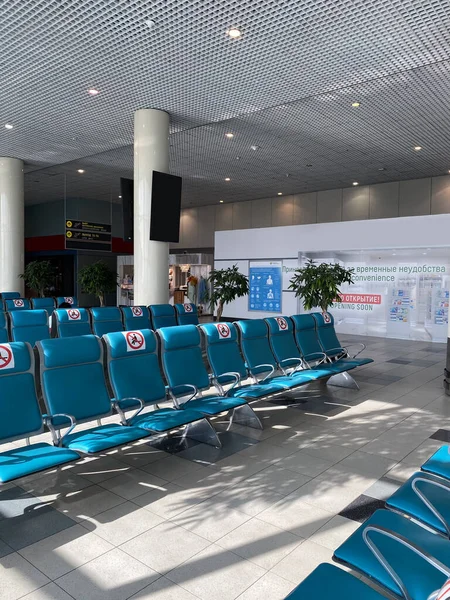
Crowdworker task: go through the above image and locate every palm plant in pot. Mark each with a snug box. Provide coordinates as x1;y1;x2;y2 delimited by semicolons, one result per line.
206;265;249;321
288;259;355;314
20;260;54;297
77;260;118;307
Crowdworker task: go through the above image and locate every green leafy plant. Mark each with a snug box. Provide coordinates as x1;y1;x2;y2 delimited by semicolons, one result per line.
288;260;355;312
206;265;249;321
20;260;54;297
77;261;118;307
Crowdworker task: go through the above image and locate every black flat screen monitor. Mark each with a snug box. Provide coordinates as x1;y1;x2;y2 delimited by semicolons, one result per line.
120;177;134;241
150;171;182;243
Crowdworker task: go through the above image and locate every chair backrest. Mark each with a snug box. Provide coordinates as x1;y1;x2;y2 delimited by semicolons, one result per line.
291;314;324;359
174;303;199;326
311;312;342;357
149;304;177;329
90;307;124;337
31;297;56;315
37;335;112;423
121;306;152;331
234;319;278;374
0;341;43;443
104;330;166;407
0;292;21;300
4;298;31;311
200;322;247;383
0;312;9;343
158;324;210;395
265;316;301;368
54;308;92;338
10;310;50;346
56;296;78;308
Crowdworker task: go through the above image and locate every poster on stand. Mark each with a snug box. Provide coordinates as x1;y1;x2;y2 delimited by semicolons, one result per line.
249;261;282;313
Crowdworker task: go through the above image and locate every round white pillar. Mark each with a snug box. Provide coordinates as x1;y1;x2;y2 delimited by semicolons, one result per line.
134;109;170;306
0;158;24;295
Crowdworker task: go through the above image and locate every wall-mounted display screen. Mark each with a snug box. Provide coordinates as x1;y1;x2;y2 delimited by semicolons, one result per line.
150;171;182;243
120;177;134;241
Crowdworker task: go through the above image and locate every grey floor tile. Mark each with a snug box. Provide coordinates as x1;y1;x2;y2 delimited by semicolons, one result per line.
177;431;259;465
0;551;50;600
363;477;401;501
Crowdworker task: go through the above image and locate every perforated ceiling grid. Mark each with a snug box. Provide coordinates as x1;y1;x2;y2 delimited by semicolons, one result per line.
2;0;450;206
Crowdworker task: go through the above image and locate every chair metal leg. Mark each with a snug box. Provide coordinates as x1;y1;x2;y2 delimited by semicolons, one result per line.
327;371;360;390
182;418;222;448
229;404;263;429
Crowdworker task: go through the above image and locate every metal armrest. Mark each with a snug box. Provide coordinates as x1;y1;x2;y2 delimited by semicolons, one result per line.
251;363;275;382
43;413;77;446
326;346;348;358
410;475;450;538
279;357;304;376
343;342;366;358
302;352;327;368
112;397;145;425
169;384;199;408
362;524;450;600
214;372;241;396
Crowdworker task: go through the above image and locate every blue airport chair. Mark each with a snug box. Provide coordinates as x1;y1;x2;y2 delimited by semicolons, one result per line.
31;297;56;315
200;322;289;399
312;312;373;366
4;298;31;311
284;563;386;600
158;324;262;428
56;296;78;308
10;309;50;347
89;307;124;337
121;306;152;331
0;292;20;300
422;446;450;482
0;312;9;343
36;335;151;453
53;308;92;338
334;508;450;599
174;303;199;326
0;341;78;482
149;304;177;329
104;330;220;446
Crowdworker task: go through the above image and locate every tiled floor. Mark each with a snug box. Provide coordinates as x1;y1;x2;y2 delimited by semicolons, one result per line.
0;334;448;599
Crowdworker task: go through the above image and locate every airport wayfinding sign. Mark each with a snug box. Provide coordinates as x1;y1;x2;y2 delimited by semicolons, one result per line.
65;219;112;251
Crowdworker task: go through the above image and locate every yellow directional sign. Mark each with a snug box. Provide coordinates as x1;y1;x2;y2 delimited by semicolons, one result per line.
66;231;72;238
66;220;72;228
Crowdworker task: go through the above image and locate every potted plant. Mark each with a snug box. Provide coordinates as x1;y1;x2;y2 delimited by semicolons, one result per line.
207;265;249;321
77;261;118;307
288;259;355;314
20;260;54;297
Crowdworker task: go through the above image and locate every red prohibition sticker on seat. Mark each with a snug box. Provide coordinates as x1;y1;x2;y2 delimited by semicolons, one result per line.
323;312;331;323
13;299;24;307
436;579;450;600
216;323;231;339
64;297;74;305
124;331;145;352
67;309;81;320
184;304;193;313
0;344;14;370
132;307;143;317
276;317;288;330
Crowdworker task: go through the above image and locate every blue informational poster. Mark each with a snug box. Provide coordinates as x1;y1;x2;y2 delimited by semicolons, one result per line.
248;261;282;312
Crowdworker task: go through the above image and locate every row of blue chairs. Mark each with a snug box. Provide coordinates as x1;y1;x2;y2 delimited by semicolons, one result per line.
0;315;372;483
286;451;450;599
1;295;77;314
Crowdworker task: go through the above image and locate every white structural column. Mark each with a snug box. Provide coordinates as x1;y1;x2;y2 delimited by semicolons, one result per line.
134;108;170;305
0;158;24;295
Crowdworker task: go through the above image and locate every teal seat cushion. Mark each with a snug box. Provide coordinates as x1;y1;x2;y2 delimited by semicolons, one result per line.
422;446;450;481
62;424;150;453
386;471;450;536
130;407;204;432
338;357;373;367
285;563;385;600
334;509;450;599
182;396;247;415
0;442;79;483
228;381;288;399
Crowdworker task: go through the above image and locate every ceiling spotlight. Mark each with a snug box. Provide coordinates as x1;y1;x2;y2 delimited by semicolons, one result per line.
4;123;13;129
448;170;450;174
87;88;100;96
352;181;359;186
351;101;361;107
225;132;234;138
219;200;224;203
414;146;422;151
145;19;155;29
118;195;122;198
77;169;85;174
250;145;259;151
227;28;242;38
277;192;283;196
225;177;231;181
423;252;427;255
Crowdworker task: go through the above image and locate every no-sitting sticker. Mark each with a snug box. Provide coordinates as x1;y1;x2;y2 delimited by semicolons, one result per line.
123;331;146;352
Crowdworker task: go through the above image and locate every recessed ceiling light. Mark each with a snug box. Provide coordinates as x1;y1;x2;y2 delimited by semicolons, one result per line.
414;146;422;151
87;88;100;96
225;177;231;181
225;132;234;138
352;181;359;186
118;195;122;198
4;123;13;129
392;253;396;256
277;192;283;196
219;200;224;203
351;101;361;107
250;145;259;151
448;170;450;174
422;252;427;255
145;19;155;29
77;169;85;174
227;27;241;38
